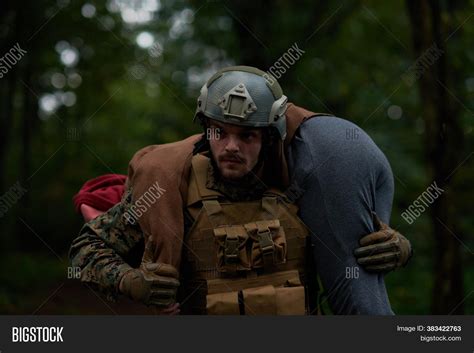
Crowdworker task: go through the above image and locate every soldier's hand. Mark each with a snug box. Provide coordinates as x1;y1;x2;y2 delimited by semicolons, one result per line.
119;262;180;307
354;213;413;273
80;203;104;222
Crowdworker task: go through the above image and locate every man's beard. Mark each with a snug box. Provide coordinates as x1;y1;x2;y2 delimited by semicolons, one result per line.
206;151;267;201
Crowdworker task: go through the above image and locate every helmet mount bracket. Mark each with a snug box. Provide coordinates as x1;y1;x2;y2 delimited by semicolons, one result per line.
218;83;257;121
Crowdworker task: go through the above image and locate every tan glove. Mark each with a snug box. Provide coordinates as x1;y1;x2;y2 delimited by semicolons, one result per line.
354;212;413;273
119;262;180;307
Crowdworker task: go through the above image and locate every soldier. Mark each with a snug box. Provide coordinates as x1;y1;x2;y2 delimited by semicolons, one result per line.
69;66;411;315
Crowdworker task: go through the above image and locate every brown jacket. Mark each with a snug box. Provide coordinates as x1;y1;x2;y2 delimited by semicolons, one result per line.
127;103;321;269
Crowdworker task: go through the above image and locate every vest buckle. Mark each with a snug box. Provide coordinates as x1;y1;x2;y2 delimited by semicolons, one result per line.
224;236;239;264
257;228;274;252
257;228;275;267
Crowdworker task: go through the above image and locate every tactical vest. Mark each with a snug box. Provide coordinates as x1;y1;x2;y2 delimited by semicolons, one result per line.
181;154;313;315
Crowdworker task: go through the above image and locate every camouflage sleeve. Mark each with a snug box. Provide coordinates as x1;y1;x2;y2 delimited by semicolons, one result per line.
69;188;144;301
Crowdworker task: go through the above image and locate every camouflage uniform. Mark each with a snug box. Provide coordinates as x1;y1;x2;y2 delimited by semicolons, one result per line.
69;160;263;301
69;189;145;301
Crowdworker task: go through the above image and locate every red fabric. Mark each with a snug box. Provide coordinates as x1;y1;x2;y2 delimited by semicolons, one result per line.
73;174;127;213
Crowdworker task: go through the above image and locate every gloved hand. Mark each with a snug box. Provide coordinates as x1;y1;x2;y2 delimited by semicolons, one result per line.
354;212;413;272
119;262;180;307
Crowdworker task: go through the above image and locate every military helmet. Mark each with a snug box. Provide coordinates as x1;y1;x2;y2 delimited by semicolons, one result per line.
194;66;288;140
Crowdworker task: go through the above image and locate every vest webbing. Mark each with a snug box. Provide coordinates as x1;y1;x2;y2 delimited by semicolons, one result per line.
181;154;313;315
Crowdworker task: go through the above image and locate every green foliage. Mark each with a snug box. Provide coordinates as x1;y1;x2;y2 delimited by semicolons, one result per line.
0;253;66;313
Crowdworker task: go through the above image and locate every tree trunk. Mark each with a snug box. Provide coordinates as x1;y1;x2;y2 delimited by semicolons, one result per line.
406;0;465;314
0;0;19;194
0;1;20;255
15;0;41;251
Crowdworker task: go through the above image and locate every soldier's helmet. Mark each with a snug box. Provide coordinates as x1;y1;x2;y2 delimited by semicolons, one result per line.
194;66;288;140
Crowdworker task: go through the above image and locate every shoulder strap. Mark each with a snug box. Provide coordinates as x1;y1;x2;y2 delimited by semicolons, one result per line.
285;103;332;148
186;154;222;207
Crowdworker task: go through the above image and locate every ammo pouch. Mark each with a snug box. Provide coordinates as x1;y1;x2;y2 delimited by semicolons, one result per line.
206;270;305;315
214;219;287;273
